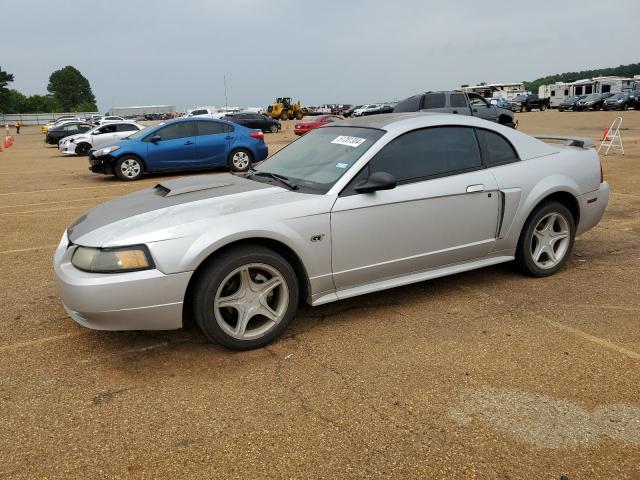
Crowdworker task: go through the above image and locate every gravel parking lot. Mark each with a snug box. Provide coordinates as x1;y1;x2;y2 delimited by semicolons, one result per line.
1;113;639;479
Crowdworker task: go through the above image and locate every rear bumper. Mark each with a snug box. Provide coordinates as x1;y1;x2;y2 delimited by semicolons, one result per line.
53;232;192;331
576;181;609;236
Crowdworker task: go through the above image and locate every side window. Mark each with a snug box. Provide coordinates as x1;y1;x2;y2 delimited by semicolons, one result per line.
393;95;421;112
468;93;488;107
99;124;117;134
79;125;92;132
368;127;482;183
421;93;446;109
450;93;467;108
476;129;519;167
116;124;138;132
196;121;226;136
151;121;195;141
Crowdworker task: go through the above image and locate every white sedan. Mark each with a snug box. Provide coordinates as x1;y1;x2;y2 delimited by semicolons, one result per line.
59;122;144;156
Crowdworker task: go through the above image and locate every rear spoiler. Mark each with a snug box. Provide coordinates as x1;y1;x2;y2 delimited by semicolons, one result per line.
533;135;593;149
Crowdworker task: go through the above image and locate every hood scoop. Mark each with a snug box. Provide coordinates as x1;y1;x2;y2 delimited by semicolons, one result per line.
154;179;234;197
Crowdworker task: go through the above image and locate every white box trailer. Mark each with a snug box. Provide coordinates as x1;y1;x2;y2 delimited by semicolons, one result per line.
108;105;175;118
540;77;639;108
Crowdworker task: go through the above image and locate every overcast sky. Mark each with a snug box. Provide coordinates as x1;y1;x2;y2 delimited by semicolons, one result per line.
3;0;638;112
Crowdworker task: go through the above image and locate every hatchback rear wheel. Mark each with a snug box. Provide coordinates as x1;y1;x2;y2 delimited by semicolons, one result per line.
228;149;252;172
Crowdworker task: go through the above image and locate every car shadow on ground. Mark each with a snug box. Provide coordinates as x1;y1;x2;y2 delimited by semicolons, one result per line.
76;262;521;363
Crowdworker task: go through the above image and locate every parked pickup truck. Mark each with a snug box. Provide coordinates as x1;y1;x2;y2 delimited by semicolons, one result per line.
394;90;517;128
510;94;550;112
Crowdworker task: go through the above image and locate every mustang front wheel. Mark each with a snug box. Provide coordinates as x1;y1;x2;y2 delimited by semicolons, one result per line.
516;201;575;277
192;245;299;350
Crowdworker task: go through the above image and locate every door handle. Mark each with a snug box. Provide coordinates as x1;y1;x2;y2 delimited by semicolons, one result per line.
466;184;485;193
184;140;194;145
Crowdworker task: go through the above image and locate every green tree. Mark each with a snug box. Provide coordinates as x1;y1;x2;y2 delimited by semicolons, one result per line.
47;66;97;112
0;66;16;112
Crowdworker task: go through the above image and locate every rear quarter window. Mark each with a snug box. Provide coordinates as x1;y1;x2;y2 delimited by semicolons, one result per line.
393;95;422;112
421;93;446;109
476;129;519;167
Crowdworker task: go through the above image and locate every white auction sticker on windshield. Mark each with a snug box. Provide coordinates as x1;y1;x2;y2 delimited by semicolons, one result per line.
331;136;366;148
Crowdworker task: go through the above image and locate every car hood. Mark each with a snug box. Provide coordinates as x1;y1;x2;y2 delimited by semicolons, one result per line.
63;133;88;142
67;174;316;247
496;107;514;116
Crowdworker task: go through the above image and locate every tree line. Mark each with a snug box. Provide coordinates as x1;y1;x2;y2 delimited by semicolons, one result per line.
0;66;98;114
523;62;640;94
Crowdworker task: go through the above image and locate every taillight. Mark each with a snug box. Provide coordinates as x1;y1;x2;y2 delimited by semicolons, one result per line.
249;131;264;141
600;162;604;183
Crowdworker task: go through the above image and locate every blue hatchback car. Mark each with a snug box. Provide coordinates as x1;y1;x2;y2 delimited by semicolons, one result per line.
88;118;269;181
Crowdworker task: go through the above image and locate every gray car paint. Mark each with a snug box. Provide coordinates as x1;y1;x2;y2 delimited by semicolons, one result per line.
54;112;609;331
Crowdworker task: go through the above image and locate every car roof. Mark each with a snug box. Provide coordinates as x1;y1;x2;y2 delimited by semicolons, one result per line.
327;112;559;160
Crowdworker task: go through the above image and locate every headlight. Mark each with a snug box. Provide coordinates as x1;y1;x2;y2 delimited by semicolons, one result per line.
71;245;154;273
617;99;624;103
94;145;120;157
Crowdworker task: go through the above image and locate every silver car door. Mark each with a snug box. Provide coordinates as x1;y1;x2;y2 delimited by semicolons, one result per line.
330;126;499;291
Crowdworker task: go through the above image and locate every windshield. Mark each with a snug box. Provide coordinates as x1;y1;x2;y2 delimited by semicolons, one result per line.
254;126;384;193
301;116;320;122
609;93;626;99
514;95;527;101
584;94;601;100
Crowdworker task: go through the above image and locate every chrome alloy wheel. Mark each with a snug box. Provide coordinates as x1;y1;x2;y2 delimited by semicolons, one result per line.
213;263;289;340
530;212;570;269
120;158;141;179
232;151;250;170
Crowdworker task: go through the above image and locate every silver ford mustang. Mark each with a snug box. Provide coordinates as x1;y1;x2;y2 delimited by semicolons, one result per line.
54;113;609;350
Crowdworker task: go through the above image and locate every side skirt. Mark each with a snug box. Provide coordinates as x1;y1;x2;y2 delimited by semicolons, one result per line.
311;254;515;306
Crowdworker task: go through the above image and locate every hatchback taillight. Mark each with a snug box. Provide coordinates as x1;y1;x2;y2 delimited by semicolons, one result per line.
250;131;264;141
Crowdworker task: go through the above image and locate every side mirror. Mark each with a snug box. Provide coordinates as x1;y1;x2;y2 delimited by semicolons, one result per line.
354;171;397;193
150;134;161;143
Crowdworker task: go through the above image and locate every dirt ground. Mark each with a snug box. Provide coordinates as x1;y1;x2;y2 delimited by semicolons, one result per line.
0;112;638;479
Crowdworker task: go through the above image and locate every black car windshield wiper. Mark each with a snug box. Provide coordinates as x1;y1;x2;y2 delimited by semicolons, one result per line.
248;170;299;190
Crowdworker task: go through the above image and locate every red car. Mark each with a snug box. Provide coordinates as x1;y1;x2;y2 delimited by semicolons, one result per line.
294;114;344;135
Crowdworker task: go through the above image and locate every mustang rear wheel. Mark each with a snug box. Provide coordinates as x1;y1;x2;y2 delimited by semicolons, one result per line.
192;245;299;350
114;156;144;181
269;124;278;133
516;201;575;277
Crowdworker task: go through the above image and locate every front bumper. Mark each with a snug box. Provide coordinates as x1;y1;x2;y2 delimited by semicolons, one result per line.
53;232;192;331
88;153;116;174
59;141;76;155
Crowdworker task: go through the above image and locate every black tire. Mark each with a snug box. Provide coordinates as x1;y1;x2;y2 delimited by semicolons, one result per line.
114;156;144;181
75;142;91;156
540;104;547;111
294;111;304;120
192;245;299;350
279;111;288;121
269;123;278;134
228;148;253;172
515;201;576;277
